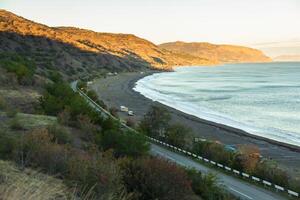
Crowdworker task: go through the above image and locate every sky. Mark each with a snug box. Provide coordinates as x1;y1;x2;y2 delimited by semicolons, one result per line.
1;0;300;56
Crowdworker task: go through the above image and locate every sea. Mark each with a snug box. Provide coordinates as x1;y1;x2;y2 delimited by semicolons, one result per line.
133;62;300;147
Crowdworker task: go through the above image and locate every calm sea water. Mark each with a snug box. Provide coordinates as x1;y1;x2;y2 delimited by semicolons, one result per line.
134;62;300;146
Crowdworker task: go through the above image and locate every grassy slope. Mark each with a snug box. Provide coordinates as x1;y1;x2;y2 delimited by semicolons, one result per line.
0;160;71;200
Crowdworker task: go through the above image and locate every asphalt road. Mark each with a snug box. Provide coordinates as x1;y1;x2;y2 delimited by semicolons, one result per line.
151;144;287;200
71;81;287;200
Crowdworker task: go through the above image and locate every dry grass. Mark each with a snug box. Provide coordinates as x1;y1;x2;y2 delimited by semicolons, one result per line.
0;160;130;200
0;160;71;200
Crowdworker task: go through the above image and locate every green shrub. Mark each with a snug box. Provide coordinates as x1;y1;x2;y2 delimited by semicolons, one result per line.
0;131;17;159
0;53;36;84
0;96;6;110
47;124;72;144
9;117;23;130
254;160;289;187
40;82;102;124
187;169;236;200
192;141;235;167
5;107;18;118
98;129;149;158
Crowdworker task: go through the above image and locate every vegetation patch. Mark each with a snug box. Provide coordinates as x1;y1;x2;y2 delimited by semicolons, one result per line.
0;53;36;85
0;160;71;200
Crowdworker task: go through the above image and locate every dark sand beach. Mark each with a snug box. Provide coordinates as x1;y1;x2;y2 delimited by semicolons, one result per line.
90;71;300;176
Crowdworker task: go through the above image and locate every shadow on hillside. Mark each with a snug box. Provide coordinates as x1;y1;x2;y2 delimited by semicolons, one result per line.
0;31;152;79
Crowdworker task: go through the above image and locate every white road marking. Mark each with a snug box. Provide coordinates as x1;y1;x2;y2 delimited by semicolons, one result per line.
229;187;253;200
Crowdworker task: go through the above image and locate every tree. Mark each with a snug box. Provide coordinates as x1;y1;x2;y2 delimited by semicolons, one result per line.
120;157;193;200
236;145;260;173
98;130;149;158
166;124;192;148
139;105;171;138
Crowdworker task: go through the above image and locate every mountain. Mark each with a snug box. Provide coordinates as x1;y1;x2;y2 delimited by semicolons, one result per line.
0;10;271;80
0;10;213;80
273;55;300;62
159;41;271;63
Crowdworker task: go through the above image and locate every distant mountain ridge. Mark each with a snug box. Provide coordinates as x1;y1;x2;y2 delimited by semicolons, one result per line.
0;9;270;79
159;41;271;63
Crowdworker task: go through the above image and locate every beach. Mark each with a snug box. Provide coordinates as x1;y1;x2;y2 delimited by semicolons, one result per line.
90;71;300;176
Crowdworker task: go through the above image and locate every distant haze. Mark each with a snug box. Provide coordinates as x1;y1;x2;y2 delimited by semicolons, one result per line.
1;0;300;57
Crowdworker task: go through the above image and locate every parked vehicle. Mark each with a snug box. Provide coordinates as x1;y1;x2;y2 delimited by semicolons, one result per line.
128;111;134;116
120;106;129;112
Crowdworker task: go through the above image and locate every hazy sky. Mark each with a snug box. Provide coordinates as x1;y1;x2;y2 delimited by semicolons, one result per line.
1;0;300;52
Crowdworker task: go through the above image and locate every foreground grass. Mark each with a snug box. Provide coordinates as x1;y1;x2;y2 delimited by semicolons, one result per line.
0;160;71;200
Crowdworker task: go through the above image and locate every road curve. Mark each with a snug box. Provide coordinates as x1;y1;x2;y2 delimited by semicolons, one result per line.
71;81;287;200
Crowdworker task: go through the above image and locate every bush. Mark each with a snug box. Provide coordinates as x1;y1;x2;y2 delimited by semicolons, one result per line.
57;109;71;125
47;124;72;144
0;96;6;110
0;131;17;159
77;114;97;142
192;141;235;167
126;118;135;128
187;169;236;200
87;90;98;101
102;117;119;131
109;107;118;118
254;160;289;187
9;117;23;130
18;128;69;174
9;128;125;199
120;157;193;200
48;71;63;83
0;53;36;84
235;145;260;173
5;107;18;118
98;130;149;158
66;150;123;198
40;82;102;124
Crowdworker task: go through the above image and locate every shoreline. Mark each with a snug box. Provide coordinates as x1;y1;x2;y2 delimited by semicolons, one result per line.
130;72;300;152
91;70;300;174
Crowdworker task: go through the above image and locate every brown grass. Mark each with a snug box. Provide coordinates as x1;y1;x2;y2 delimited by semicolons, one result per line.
0;160;71;200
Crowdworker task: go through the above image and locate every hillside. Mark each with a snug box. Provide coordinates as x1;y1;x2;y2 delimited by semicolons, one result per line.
159;41;271;63
0;10;271;80
0;10;213;80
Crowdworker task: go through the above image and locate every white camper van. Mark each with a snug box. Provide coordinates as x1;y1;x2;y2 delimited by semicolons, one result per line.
120;106;129;112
